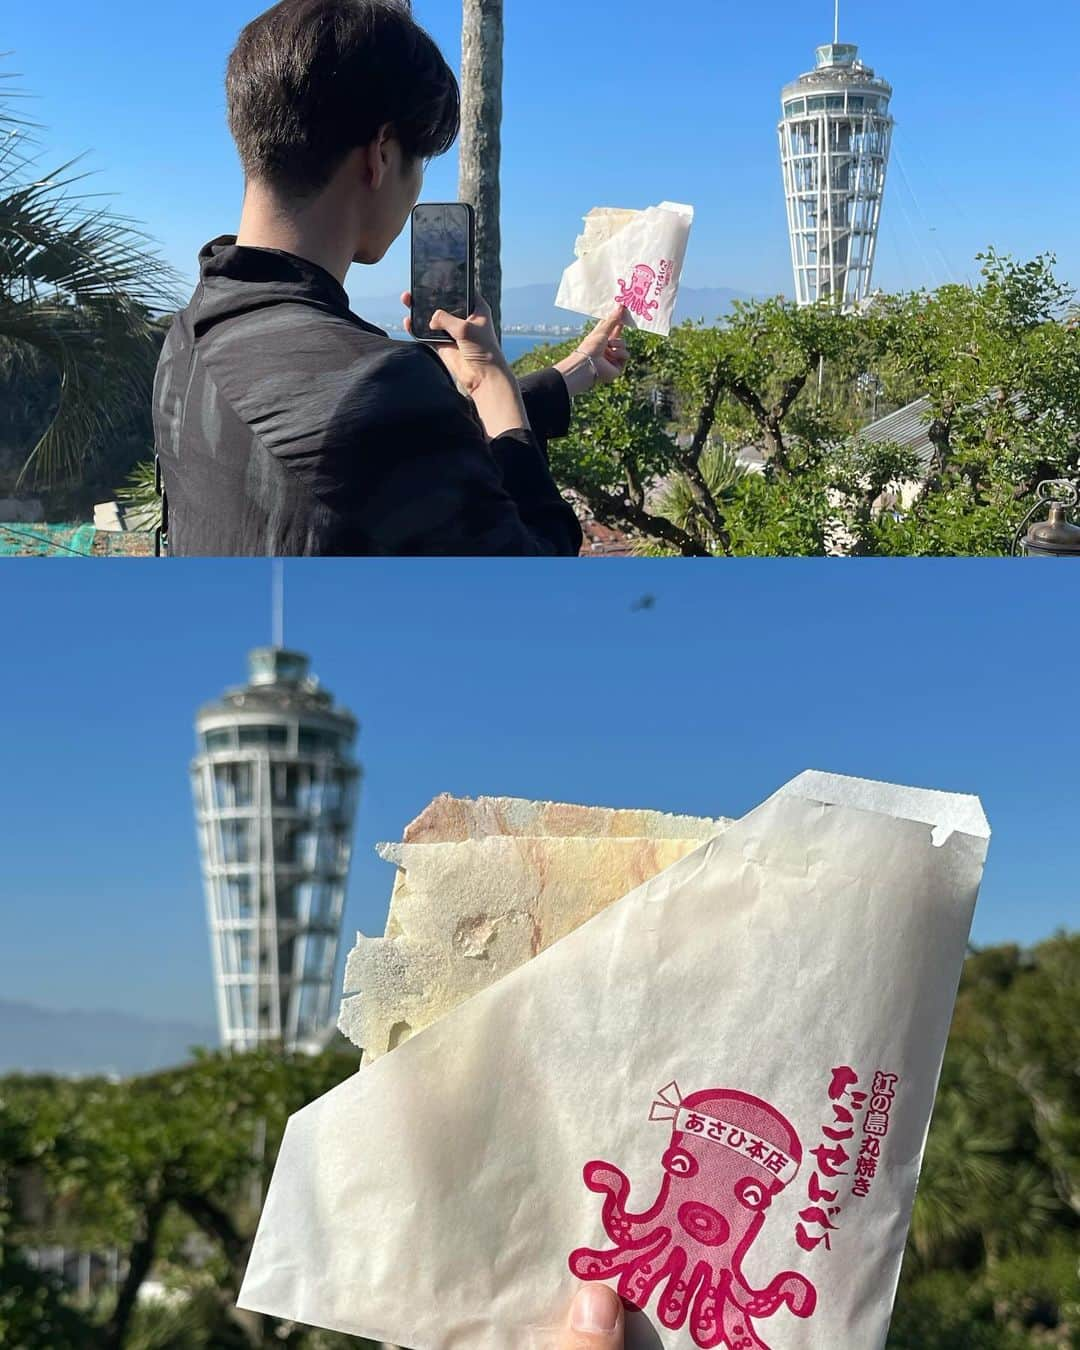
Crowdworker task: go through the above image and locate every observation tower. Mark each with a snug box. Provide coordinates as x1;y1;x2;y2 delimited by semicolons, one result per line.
191;647;360;1053
778;6;894;309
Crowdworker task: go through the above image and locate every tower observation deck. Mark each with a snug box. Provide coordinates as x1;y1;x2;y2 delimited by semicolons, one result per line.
779;34;894;309
192;648;360;1053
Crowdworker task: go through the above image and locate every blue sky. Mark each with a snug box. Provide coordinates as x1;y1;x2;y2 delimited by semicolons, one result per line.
4;0;1078;310
0;561;1075;1028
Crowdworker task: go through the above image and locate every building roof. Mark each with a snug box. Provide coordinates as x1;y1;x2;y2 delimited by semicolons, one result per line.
857;397;937;477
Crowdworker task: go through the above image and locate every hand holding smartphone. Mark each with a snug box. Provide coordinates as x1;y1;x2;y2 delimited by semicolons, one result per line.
407;201;527;437
410;202;476;345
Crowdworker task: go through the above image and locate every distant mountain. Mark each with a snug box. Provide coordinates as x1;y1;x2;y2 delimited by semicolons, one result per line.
0;999;217;1078
672;286;762;325
349;282;759;334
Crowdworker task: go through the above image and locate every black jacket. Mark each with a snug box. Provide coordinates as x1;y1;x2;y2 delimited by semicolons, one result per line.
152;238;583;556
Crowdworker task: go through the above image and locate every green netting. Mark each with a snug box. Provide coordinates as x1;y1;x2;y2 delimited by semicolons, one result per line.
93;530;156;557
0;522;98;557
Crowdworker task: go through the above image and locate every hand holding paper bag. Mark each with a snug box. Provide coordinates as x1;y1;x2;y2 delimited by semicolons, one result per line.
238;772;989;1350
556;204;694;338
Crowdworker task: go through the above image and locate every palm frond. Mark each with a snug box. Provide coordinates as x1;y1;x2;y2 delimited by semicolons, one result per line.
1;298;159;484
0;164;183;313
0;67;182;483
115;458;163;533
642;441;747;553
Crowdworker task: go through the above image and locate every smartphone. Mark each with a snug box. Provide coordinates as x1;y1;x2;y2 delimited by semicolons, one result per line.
410;202;476;344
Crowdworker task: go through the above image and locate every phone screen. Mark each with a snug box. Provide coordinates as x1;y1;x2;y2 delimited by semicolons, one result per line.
411;203;473;344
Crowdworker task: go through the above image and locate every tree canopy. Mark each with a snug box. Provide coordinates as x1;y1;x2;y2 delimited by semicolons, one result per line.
1;1047;369;1349
515;253;1080;557
0;78;177;495
2;937;1076;1348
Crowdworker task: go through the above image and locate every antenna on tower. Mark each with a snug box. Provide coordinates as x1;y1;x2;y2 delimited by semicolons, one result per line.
834;0;840;43
272;560;284;649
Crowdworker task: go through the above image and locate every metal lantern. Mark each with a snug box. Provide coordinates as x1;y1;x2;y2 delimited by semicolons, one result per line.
1014;481;1080;558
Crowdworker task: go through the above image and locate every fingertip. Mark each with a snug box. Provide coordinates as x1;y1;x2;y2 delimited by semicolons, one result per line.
569;1284;622;1337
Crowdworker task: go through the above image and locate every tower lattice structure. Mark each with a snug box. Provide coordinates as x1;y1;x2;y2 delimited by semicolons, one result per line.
779;37;894;309
192;648;360;1052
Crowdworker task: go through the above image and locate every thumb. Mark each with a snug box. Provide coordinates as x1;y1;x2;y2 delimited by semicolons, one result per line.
561;1284;624;1350
431;308;468;342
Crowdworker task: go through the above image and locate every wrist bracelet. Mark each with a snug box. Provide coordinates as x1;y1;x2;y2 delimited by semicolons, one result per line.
578;352;600;386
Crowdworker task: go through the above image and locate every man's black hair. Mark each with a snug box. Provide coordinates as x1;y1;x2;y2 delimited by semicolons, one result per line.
226;0;460;197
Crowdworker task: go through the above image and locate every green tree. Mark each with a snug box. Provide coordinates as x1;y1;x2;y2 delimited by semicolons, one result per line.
959;934;1080;1219
891;935;1080;1347
519;255;1080;557
1;1080;99;1348
0;79;179;486
864;251;1080;556
5;940;1077;1347
665;297;860;470
518;297;870;556
515;328;707;554
1;1050;363;1349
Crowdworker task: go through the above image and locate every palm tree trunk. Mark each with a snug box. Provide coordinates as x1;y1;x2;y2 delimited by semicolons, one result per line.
459;0;504;341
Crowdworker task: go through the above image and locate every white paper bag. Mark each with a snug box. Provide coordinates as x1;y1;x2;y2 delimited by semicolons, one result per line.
237;771;989;1350
555;202;694;338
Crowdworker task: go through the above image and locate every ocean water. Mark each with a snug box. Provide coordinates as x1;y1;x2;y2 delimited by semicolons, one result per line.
391;333;575;363
502;333;574;363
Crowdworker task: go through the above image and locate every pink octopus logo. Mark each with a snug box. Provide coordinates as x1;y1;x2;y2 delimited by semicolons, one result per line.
615;263;660;323
568;1083;818;1349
